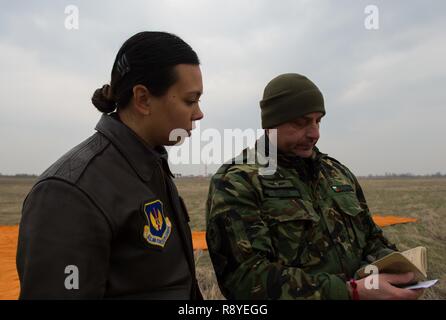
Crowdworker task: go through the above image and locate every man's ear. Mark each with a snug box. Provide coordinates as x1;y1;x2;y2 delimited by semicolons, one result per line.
132;85;151;115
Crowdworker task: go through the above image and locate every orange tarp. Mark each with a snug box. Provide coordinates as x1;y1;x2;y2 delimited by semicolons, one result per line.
192;231;207;250
371;215;417;227
0;226;20;300
0;215;417;300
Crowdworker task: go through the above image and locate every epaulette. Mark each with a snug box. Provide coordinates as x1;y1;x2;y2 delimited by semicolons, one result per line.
325;155;344;166
213;147;252;177
215;163;234;176
39;133;110;184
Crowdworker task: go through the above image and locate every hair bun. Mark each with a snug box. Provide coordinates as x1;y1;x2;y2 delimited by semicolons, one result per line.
91;84;116;113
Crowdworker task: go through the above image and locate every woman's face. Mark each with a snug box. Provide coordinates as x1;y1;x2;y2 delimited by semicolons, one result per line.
149;64;204;146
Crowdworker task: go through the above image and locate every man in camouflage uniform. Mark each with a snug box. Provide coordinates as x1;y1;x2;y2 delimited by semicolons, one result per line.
206;73;423;300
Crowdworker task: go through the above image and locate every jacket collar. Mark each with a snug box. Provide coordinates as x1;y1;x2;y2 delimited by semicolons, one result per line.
277;147;326;182
95;113;171;182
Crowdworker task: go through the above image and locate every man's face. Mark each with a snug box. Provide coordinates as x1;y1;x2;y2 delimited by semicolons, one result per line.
150;64;204;145
271;112;324;158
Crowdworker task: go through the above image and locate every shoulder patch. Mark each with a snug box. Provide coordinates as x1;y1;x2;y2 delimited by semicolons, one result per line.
142;199;172;248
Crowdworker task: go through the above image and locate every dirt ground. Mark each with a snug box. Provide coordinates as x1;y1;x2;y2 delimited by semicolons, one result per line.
1;176;445;299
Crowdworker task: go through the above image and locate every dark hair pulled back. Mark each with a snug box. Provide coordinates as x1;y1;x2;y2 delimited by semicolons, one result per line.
91;31;200;113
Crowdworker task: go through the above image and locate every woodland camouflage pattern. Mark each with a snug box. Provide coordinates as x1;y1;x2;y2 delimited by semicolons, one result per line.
206;141;397;300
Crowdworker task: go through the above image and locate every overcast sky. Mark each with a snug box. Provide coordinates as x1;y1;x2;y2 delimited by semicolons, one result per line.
0;0;445;176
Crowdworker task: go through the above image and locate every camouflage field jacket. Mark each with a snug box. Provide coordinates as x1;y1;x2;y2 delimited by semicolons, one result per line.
206;143;397;299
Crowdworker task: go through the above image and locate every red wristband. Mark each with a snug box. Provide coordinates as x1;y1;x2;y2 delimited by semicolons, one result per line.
349;279;360;300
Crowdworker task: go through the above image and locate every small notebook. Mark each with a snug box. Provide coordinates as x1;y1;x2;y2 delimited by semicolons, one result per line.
357;246;428;283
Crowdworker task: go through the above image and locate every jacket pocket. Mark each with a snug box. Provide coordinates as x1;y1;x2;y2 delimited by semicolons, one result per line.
262;197;322;267
332;193;367;249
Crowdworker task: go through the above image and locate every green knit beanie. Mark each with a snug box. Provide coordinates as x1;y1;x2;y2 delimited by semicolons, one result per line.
260;73;325;129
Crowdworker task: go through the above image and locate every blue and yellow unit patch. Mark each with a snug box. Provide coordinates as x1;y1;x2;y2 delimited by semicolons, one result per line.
143;200;172;248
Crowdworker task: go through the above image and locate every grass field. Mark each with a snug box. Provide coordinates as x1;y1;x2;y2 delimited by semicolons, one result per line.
1;176;445;299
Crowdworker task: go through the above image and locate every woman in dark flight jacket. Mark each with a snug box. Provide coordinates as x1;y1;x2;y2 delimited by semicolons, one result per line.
17;31;204;299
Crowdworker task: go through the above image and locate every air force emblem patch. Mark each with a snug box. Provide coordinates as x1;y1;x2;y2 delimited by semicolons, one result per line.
143;200;172;248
